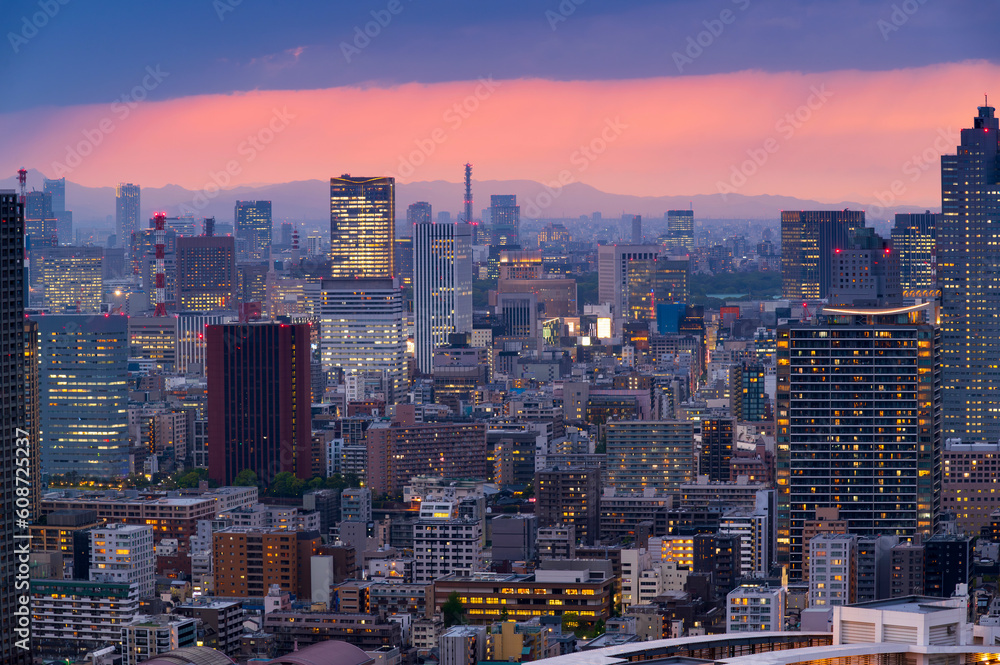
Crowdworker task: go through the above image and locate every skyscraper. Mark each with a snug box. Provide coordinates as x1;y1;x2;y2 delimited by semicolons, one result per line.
939;103;1000;441
206;322;312;485
329;175;395;278
176;236;238;310
666;209;695;253
116;183;140;253
44;176;72;245
490;195;519;247
407;201;432;225
780;210;865;300
776;302;941;576
25;190;57;248
234;200;272;261
37;314;130;479
318;278;407;403
891;212;938;294
413;221;473;374
0;191;28;665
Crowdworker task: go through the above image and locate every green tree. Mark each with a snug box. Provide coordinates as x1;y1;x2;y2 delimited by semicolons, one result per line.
233;469;259;487
442;592;464;627
307;476;325;491
267;471;306;497
175;468;209;488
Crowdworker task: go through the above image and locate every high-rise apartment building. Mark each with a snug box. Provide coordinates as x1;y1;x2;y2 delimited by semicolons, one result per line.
808;533;858;607
489;195;519;247
213;527;322;597
939;104;1000;441
318;278;407;403
666;210;695;253
730;361;768;422
0;191;27;665
176;235;238;310
891;212;938;294
699;417;735;481
206;322;313;485
413;222;473;373
776;302;941;576
37;314;129;479
39;246;103;312
89;523;156;597
606;420;696;493
329;175;395;278
780;210;865;300
234;200;272;261
116;183;140;253
535;466;600;545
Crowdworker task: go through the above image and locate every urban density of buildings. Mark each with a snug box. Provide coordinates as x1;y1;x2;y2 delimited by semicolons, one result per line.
6;35;999;665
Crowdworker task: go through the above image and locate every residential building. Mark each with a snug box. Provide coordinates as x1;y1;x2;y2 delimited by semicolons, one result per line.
212;527;322;598
535;466;600;545
441;625;488;665
607;420;695;494
726;585;785;633
121;614;198;665
808;533;858;607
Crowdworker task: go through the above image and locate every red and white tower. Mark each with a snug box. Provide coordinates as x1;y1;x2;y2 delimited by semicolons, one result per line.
153;212;167;316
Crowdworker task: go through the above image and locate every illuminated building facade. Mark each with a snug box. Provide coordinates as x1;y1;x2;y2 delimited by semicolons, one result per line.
413;221;473;373
666;209;694;253
128;315;178;371
116;183;140;255
234;200;272;261
176;310;237;374
891;212;938;293
606;420;695;493
939;104;1000;441
329;175;395;278
776;302;941;577
176;236;238;310
319;278;407;403
780;210;865;300
39;246;103;312
37;315;129;479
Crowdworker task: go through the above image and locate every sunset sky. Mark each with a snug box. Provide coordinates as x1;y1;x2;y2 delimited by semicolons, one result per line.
1;0;996;209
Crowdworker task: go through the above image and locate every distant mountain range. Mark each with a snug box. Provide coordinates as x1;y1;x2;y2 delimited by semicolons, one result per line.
0;169;936;227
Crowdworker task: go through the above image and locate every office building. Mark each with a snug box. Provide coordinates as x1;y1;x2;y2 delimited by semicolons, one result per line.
330;175;395;278
121;614;198;665
414;221;473;373
234;200;272;261
780;209;865;300
116;183;140;254
0;192;26;665
44;176;72;245
941;440;1000;535
726;585;785;633
407;201;433;224
319;278;407;403
940;104;1000;441
599;244;690;324
89;523;156;597
237;261;269;307
827;227;900;307
776;302;941;576
535;466;600;545
699;417;735;482
730;361;768;422
127;315;178;371
891;212;939;294
176;235;238;310
39;246;103;312
607;420;696;494
666;210;695;253
808;533;858;607
176;310;236;374
37;314;129;479
394;237;413;288
206;322;313;486
23;319;40;523
490;194;520;247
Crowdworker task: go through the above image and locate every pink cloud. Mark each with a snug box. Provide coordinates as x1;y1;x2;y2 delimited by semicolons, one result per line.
3;60;996;209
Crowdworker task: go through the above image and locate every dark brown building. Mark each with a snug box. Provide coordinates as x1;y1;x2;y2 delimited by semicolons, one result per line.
699;417;735;482
212;527;321;598
207;322;312;486
534;466;600;545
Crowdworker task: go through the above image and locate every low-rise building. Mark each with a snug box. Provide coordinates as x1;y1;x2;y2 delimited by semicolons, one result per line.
726;585;785;633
